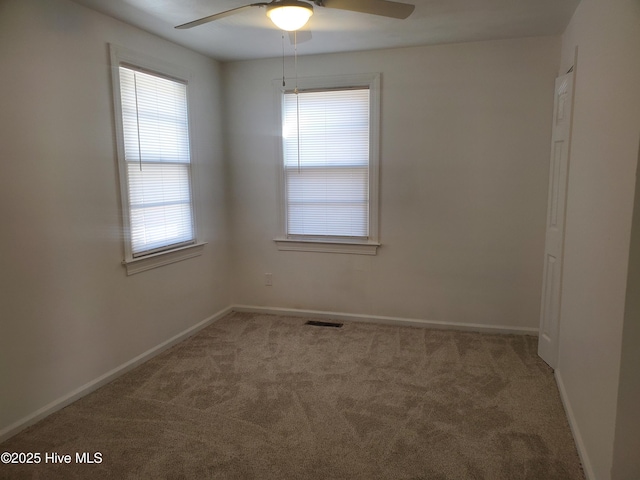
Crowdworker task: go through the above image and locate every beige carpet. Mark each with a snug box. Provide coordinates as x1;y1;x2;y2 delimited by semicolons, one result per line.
1;312;584;479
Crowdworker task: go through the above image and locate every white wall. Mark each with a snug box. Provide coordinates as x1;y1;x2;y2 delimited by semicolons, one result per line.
556;0;640;478
224;37;560;331
612;142;640;480
0;0;231;435
3;2;637;475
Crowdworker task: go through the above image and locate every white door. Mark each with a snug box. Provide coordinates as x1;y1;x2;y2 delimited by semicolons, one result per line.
538;72;575;368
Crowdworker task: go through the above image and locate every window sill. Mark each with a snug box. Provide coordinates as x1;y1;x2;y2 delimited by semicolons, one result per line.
274;238;379;255
122;242;207;275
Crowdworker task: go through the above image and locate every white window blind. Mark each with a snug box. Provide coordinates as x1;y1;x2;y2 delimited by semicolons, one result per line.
283;88;370;238
118;65;195;257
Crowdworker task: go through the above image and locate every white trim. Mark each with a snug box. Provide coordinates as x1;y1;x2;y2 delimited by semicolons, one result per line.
123;242;207;275
274;238;379;255
272;73;381;252
0;304;539;444
232;305;539;336
109;44;202;271
555;370;595;480
0;306;233;444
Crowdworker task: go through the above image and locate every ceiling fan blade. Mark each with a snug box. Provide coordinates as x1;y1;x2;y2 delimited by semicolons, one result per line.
175;3;268;29
321;0;414;19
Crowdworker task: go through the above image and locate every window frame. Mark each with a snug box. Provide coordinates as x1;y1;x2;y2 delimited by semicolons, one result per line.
273;73;381;255
109;44;205;275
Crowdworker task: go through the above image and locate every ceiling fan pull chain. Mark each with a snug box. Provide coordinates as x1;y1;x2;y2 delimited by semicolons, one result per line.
294;30;301;173
294;29;299;94
133;72;143;172
281;32;286;88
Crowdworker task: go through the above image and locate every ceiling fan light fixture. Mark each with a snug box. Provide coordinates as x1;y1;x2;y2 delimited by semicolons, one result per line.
267;1;313;31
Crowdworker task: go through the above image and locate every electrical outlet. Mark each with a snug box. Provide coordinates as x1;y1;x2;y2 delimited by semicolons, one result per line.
265;273;273;286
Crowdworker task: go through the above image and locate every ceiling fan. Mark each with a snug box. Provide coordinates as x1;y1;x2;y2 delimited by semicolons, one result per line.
175;0;415;32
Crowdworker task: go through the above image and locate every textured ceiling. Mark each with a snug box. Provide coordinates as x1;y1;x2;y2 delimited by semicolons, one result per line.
71;0;580;61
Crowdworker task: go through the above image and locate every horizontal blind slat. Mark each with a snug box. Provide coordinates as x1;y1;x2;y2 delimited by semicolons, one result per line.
283;88;370;238
119;66;195;256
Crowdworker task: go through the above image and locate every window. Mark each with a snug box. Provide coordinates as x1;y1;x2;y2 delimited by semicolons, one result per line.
275;74;380;255
110;45;204;274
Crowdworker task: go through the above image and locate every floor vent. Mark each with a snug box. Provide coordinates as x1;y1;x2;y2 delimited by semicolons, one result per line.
305;320;343;328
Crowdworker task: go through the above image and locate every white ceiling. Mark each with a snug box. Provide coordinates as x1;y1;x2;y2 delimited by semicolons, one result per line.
71;0;580;62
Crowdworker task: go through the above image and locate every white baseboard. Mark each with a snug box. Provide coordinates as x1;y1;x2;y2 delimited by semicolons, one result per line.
0;304;537;444
555;370;595;480
0;305;233;444
232;305;539;336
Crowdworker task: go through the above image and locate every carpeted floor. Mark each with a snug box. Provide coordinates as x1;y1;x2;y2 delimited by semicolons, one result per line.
1;312;584;479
